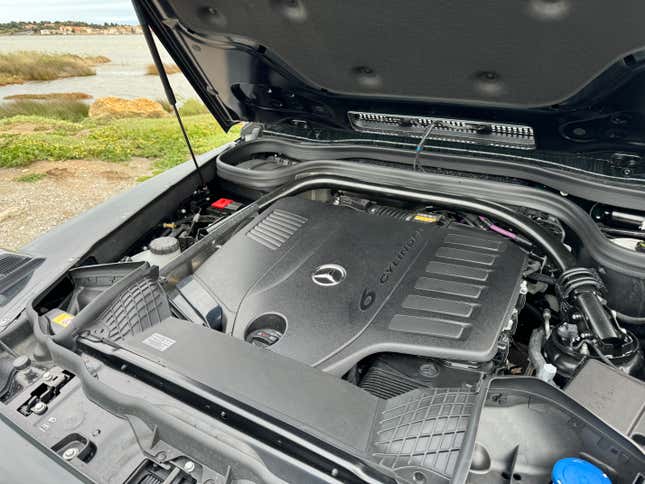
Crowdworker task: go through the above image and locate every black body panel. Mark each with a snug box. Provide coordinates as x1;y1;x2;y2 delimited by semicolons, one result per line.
190;198;526;372
122;318;380;452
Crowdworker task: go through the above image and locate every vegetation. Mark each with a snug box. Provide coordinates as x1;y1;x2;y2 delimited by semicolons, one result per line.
14;173;46;183
146;63;181;75
80;55;110;64
156;98;209;116
0;96;209;122
0;51;110;86
0;111;239;173
177;98;209;116
0;99;89;122
88;97;168;119
4;92;92;101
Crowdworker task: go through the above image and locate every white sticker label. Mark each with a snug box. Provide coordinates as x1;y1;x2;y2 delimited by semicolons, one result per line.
141;333;176;352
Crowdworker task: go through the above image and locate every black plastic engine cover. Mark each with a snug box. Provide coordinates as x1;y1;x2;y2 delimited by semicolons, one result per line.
191;197;526;374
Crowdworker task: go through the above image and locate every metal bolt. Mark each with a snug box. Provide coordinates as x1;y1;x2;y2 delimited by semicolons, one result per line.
419;362;440;378
32;401;47;414
413;472;427;484
62;448;79;461
42;371;52;381
184;461;195;473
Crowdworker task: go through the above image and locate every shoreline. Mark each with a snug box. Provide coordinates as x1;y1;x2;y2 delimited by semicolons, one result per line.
0;33;143;37
0;35;197;100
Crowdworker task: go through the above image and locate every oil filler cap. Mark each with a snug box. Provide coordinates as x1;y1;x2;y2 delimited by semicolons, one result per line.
552;458;611;484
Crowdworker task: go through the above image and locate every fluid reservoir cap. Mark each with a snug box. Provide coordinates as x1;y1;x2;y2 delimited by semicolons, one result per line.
552;458;611;484
149;236;180;255
12;355;31;371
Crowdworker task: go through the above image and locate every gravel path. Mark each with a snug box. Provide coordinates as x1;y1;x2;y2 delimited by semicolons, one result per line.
0;158;153;250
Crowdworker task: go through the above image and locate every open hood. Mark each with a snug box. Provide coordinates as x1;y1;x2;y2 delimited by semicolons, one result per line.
136;0;645;154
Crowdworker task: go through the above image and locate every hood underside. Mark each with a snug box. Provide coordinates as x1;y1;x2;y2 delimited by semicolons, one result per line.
138;0;645;154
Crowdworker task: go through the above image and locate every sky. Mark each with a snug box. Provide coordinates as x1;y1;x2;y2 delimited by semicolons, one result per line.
0;0;138;24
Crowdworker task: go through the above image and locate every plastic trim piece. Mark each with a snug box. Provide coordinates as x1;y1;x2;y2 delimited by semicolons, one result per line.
28;306;395;484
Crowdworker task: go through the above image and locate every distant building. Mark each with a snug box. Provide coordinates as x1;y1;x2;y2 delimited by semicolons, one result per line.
2;21;144;36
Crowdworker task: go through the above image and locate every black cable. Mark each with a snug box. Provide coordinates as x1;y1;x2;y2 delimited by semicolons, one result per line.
590;342;618;368
413;121;441;172
0;339;18;358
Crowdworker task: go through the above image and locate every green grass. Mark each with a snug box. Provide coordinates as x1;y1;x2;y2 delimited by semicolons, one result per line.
14;172;46;183
179;98;209;116
0;51;108;86
0;99;89;122
0;114;240;173
156;98;210;116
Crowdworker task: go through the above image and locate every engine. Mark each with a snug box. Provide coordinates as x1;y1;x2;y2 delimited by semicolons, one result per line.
172;197;528;374
53;178;641;394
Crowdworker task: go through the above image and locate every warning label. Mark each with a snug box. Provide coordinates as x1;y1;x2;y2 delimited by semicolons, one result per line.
141;333;176;352
51;312;74;328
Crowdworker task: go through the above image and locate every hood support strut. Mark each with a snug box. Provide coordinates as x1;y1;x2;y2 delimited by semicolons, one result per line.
133;0;206;189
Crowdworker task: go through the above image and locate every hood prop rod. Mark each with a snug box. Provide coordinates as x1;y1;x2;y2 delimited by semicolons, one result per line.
134;2;206;189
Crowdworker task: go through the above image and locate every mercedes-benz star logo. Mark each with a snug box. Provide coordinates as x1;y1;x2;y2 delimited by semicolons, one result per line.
311;264;347;287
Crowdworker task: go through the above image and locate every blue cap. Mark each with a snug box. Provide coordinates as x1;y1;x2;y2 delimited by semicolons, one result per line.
552;458;612;484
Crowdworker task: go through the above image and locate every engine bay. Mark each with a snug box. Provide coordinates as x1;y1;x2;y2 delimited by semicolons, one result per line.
41;175;645;390
5;170;645;484
3;0;645;480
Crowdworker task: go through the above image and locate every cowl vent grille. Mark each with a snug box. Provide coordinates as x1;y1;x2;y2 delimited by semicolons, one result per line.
348;111;535;150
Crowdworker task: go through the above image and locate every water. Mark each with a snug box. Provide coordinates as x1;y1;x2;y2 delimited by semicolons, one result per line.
0;35;197;101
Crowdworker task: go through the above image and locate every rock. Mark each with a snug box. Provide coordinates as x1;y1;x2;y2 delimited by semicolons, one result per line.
89;97;169;119
0;207;20;223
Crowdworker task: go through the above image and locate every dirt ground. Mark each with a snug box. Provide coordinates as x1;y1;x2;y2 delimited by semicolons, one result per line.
0;158;153;250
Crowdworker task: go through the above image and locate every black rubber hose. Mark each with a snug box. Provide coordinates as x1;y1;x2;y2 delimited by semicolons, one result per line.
528;328;549;376
598;225;645;238
258;176;576;270
614;310;645;325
